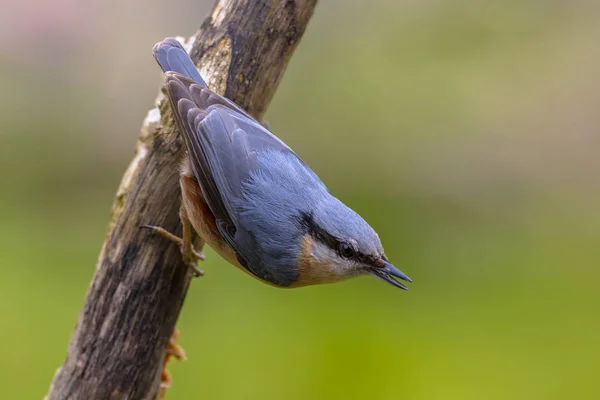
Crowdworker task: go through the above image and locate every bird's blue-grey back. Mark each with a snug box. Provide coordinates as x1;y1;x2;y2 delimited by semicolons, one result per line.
233;149;331;284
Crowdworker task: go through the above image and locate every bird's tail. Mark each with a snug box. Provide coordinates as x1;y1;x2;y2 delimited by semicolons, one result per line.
152;38;207;86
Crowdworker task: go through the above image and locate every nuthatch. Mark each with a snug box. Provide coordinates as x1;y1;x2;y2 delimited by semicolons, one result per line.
145;38;412;290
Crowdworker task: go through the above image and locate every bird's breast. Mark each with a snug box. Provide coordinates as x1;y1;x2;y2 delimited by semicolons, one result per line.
180;160;240;267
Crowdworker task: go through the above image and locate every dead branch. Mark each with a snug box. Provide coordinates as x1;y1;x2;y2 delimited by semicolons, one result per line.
46;1;317;398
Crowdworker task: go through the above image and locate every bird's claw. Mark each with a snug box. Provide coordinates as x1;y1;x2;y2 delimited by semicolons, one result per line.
141;224;204;277
158;328;186;399
166;328;186;361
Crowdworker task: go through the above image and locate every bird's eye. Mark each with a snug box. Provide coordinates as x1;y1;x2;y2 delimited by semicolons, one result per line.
339;243;355;258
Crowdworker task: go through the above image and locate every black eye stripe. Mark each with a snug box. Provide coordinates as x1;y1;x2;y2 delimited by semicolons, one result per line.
299;211;338;250
299;212;378;263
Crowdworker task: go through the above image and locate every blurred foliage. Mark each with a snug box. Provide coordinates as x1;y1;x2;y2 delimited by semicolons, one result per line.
1;0;599;398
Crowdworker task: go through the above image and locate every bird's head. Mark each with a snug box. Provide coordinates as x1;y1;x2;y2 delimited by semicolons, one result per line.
296;200;411;289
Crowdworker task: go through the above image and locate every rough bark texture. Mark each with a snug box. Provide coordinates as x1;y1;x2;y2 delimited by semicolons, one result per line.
46;1;317;399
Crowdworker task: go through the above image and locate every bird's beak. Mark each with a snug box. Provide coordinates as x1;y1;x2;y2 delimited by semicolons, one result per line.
370;260;412;290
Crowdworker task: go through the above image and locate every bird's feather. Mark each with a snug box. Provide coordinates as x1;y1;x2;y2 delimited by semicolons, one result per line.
153;38;206;86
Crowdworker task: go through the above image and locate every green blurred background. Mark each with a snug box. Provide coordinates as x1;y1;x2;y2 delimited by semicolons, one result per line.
1;0;599;398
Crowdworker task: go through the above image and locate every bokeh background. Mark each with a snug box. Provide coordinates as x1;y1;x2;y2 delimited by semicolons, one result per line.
1;0;599;398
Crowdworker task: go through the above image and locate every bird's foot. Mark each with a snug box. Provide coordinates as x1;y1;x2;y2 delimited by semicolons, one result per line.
141;224;205;277
158;328;187;400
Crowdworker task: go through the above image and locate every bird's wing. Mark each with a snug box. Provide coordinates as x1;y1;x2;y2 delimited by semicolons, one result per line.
164;72;295;246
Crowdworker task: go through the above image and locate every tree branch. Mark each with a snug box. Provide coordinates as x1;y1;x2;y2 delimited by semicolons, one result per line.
46;1;317;399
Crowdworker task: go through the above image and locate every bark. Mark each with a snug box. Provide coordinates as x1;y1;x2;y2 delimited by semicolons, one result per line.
46;1;317;399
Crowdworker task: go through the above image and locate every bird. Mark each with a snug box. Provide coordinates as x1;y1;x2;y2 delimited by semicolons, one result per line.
145;38;412;290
